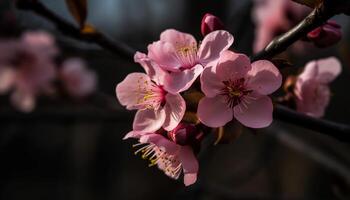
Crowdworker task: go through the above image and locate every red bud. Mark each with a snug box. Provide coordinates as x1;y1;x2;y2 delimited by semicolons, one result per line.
201;13;225;37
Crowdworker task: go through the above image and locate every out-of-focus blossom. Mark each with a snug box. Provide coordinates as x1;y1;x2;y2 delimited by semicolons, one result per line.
60;58;97;98
252;0;309;53
198;50;282;128
116;53;186;132
139;29;233;94
307;20;342;48
124;127;200;186
294;57;341;117
0;31;57;112
21;31;59;57
201;13;225;36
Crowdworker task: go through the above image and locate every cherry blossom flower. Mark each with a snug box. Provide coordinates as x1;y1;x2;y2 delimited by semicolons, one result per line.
142;29;233;94
0;31;57;112
307;20;342;48
60;58;97;98
124;127;200;186
21;31;59;57
201;13;225;36
197;50;282;128
294;57;341;117
252;0;309;53
116;53;186;132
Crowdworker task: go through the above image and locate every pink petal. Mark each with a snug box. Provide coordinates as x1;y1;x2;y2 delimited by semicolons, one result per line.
11;89;35;113
134;51;167;85
200;63;224;97
315;57;342;83
295;80;330;118
133;108;166;132
216;51;251;81
197;96;233;127
123;131;144;140
21;31;58;57
163;93;186;131
179;146;198;173
299;60;318;83
140;133;179;154
163;64;203;94
147;41;182;72
233;95;273;128
179;146;198;186
116;73;151;110
184;173;198;186
0;67;15;93
160;29;197;48
198;30;234;66
247;60;282;95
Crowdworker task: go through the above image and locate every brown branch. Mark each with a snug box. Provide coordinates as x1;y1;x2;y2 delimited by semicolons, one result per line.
274;105;350;142
251;3;335;61
16;0;136;60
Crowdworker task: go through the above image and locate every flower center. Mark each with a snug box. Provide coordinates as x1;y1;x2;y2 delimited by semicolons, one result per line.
136;76;167;110
220;78;253;108
133;143;182;179
175;42;199;70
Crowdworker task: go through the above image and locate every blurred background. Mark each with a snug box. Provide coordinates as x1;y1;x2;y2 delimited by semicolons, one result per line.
0;0;350;199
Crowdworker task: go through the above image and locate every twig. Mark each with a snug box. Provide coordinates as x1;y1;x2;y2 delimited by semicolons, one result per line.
274;105;350;142
251;3;335;61
16;0;136;60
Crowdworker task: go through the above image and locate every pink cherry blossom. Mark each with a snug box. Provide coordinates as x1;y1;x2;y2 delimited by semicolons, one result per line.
124;129;199;186
0;31;57;112
201;13;225;36
143;29;233;94
307;20;342;48
252;0;309;53
294;57;341;117
60;58;97;98
116;52;186;132
197;50;282;128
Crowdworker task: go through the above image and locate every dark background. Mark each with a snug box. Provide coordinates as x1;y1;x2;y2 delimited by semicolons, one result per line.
0;0;350;199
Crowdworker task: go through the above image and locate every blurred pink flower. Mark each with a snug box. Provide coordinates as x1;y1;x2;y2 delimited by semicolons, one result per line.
124;129;199;186
201;13;225;36
116;53;186;132
60;58;97;98
252;0;309;53
307;20;342;48
144;29;233;93
198;51;282;128
21;31;59;57
0;31;57;112
294;57;342;117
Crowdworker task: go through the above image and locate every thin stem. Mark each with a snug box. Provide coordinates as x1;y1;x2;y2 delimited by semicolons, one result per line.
16;0;136;60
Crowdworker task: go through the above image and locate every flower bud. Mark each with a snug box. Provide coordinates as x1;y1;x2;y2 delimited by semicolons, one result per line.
168;123;203;146
201;13;225;37
307;20;342;48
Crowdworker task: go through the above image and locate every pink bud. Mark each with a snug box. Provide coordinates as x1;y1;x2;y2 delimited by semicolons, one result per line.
167;123;203;146
307;20;342;48
201;13;225;36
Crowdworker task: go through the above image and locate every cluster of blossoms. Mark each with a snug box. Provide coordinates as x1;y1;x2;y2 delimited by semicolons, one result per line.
116;14;284;185
0;31;97;112
116;11;343;186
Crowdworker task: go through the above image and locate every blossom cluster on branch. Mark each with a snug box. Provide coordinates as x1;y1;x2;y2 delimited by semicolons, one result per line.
115;10;343;185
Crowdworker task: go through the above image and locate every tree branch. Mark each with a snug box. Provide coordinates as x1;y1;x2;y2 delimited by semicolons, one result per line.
16;0;136;60
251;3;335;61
274;104;350;142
